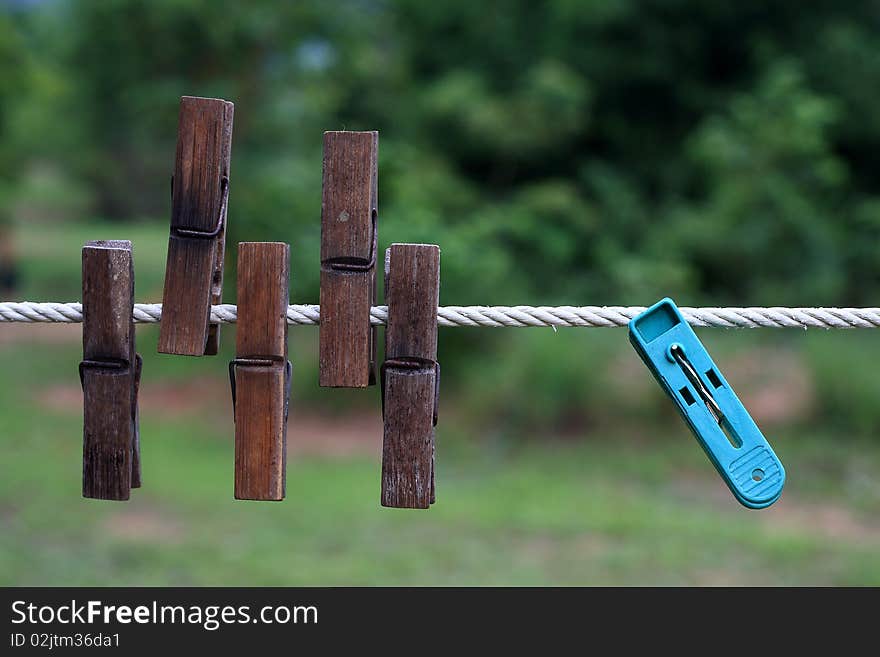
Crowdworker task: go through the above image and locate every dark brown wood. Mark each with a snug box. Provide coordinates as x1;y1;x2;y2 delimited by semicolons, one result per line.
381;243;440;509
319;130;378;387
81;240;141;501
232;242;290;501
158;96;234;356
131;354;142;489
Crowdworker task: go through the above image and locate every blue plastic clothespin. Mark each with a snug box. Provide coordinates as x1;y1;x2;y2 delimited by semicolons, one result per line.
628;298;785;509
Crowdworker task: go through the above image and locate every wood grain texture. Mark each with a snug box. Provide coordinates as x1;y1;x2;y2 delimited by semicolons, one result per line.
382;368;437;508
319;131;377;262
158;96;234;356
319;130;378;387
131;354;142;489
83;241;133;362
384;244;440;361
381;243;441;509
233;242;290;501
319;269;373;386
233;366;287;501
81;240;140;501
236;243;289;358
82;371;134;500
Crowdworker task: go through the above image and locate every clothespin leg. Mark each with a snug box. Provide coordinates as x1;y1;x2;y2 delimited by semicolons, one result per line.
131;353;143;489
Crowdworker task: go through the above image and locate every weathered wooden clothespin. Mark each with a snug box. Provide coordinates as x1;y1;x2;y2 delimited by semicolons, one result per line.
381;243;441;509
319;130;378;387
159;96;234;356
80;240;142;501
229;242;291;501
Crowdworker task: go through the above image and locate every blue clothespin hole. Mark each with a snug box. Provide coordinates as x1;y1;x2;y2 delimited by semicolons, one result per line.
667;343;741;450
629;298;785;509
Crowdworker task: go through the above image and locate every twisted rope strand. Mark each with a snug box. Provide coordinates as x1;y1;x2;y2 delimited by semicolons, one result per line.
1;301;879;329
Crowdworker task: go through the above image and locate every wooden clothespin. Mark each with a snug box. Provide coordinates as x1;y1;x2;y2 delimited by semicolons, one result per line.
381;243;441;509
319;130;378;387
158;96;234;356
80;240;142;500
229;242;291;501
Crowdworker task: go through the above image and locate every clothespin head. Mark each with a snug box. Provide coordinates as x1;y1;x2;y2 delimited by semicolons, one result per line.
158;96;234;356
381;243;441;509
629;298;785;508
229;242;291;501
81;240;142;500
319;130;378;387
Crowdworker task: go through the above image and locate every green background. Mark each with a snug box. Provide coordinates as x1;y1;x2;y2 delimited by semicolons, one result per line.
1;0;879;585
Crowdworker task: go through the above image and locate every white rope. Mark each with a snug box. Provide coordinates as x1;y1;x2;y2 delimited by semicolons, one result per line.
1;301;879;329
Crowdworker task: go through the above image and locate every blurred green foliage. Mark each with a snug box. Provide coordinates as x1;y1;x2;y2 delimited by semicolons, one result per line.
2;0;880;434
4;0;879;301
2;3;880;586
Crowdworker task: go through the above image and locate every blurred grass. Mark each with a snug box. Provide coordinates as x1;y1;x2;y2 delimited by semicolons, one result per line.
2;219;880;585
1;334;879;585
13;217;170;301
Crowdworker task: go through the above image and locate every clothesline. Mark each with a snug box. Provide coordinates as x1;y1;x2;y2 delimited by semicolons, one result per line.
1;302;880;329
